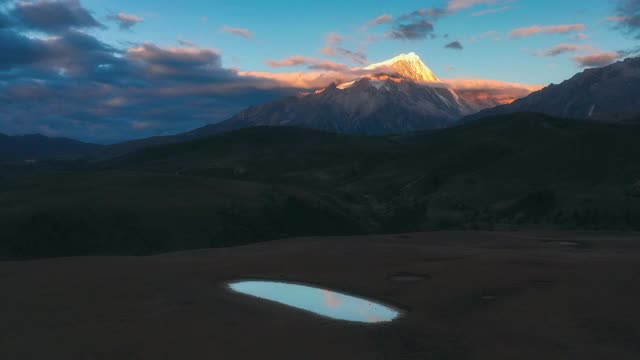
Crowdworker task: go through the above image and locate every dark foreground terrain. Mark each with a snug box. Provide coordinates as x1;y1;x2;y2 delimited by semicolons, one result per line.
1;231;639;359
2;113;640;259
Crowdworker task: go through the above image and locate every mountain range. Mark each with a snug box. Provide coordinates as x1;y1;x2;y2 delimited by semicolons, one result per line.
148;52;640;141
1;53;639;163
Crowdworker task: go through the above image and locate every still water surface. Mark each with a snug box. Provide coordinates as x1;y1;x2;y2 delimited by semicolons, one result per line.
228;280;401;323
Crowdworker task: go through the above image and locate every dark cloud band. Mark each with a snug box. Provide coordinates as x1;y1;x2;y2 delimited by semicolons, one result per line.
11;0;105;32
0;1;295;143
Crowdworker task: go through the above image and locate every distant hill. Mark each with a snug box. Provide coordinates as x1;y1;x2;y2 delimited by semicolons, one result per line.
3;112;640;259
468;57;640;122
0;133;101;163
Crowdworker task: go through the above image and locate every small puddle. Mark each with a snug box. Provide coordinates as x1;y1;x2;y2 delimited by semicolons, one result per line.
228;280;401;323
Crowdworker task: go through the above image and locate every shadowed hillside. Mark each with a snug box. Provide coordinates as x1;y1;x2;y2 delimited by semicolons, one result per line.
0;133;102;163
3;112;640;259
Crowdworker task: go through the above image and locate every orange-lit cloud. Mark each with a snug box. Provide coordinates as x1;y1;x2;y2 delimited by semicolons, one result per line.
447;0;501;12
572;52;623;68
265;56;351;72
436;78;543;105
471;6;511;16
266;56;310;67
239;68;541;107
221;26;253;39
107;12;143;30
510;24;586;38
308;61;351;72
321;33;345;56
369;14;393;25
239;70;350;89
437;78;542;92
320;33;367;65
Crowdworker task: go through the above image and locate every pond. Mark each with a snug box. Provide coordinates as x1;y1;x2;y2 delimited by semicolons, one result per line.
228;280;401;323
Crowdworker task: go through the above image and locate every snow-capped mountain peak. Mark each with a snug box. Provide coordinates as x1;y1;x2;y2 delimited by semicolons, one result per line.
364;52;440;82
204;52;479;136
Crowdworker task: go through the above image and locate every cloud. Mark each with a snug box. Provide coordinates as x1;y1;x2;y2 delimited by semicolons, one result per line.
0;27;124;76
221;26;252;39
107;12;142;30
266;56;309;67
389;7;444;41
604;15;629;23
439;78;542;93
0;30;49;69
266;56;350;72
336;47;367;65
11;0;105;33
177;39;197;47
445;40;463;50
321;33;343;56
368;14;392;25
572;52;623;67
438;78;543;106
389;20;435;40
126;43;223;71
0;11;293;142
308;60;350;72
399;8;448;21
238;71;340;89
447;0;501;12
534;43;594;57
389;2;483;41
569;32;588;40
611;0;640;39
510;24;586;38
320;33;367;65
471;6;511;16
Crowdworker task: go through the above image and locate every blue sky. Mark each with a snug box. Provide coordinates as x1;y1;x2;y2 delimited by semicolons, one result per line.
80;0;637;85
0;0;638;142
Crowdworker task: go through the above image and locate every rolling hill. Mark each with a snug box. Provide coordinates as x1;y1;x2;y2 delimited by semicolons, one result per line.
0;133;102;163
2;112;640;259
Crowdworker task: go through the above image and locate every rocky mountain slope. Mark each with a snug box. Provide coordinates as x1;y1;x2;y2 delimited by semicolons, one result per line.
468;57;640;121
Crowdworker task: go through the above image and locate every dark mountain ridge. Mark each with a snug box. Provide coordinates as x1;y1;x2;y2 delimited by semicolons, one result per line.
468;57;640;121
0;133;102;163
